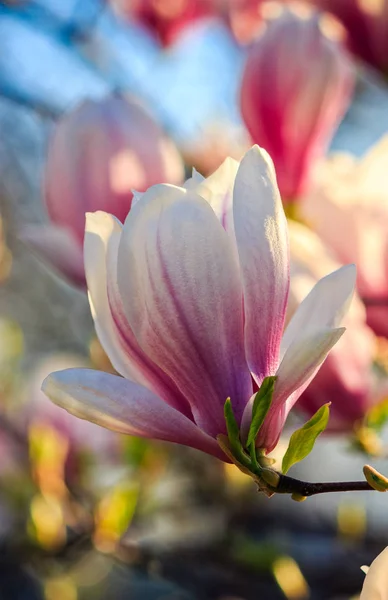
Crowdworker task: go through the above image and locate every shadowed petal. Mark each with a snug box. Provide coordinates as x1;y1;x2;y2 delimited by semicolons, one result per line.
256;327;345;451
117;183;252;436
281;264;356;358
85;211;192;417
42;369;226;461
196;157;239;234
233;145;289;383
360;546;388;600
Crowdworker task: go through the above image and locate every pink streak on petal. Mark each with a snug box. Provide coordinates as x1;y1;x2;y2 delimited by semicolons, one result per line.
85;211;192;418
42;368;227;461
117;184;252;436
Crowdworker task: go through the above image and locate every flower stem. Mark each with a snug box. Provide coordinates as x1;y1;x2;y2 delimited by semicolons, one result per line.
276;473;373;497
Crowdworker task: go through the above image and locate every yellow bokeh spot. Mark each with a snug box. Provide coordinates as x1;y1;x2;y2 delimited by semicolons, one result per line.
30;494;65;550
337;502;367;541
94;482;139;552
273;556;310;600
223;462;252;489
29;422;68;497
45;576;77;600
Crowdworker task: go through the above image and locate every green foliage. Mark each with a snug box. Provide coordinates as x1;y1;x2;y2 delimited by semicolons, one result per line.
282;403;330;474
365;398;388;432
224;397;243;458
363;465;388;492
247;376;276;447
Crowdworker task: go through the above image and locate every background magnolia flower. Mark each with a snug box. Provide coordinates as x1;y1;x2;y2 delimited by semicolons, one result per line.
42;146;355;463
22;94;184;286
360;546;388;600
300;135;388;337
288;220;379;432
309;0;388;75
112;0;216;46
240;4;354;202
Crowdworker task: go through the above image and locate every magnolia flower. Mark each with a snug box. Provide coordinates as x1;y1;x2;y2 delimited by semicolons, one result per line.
300;135;388;337
288;220;378;431
240;4;354;202
310;0;388;74
23;94;184;286
42;146;355;462
360;546;388;600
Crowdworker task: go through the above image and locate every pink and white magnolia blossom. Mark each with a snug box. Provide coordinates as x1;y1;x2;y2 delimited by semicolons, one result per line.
310;0;388;75
240;5;354;202
301;136;388;338
23;94;184;286
360;546;388;600
42;146;355;462
288;220;379;431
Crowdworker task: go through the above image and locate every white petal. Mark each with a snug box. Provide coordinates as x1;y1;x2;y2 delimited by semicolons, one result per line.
360;547;388;600
256;327;345;450
282;264;356;358
85;211;140;382
275;327;346;408
233;145;290;382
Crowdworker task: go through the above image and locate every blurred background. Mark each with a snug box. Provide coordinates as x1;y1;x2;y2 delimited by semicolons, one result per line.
1;0;388;598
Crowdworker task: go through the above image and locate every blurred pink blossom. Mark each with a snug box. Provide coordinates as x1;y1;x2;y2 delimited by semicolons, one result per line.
310;0;388;74
220;0;265;44
240;4;354;202
23;94;184;287
301;136;388;337
288;220;381;432
43;146;354;460
113;0;216;46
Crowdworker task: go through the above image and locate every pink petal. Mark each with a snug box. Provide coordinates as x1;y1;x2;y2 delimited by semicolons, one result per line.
42;369;226;461
117;183;252;436
233;145;289;383
21;224;85;286
85;211;192;417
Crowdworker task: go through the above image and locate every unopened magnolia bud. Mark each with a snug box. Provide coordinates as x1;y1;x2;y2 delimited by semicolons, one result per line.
241;6;354;201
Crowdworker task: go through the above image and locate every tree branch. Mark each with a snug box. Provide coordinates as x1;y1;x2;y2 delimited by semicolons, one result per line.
276;473;373;497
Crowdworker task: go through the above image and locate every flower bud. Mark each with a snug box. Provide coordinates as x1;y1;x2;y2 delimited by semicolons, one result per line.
240;4;354;202
23;94;184;286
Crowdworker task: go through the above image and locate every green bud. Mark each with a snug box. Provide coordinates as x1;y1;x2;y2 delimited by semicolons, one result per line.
363;465;388;492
